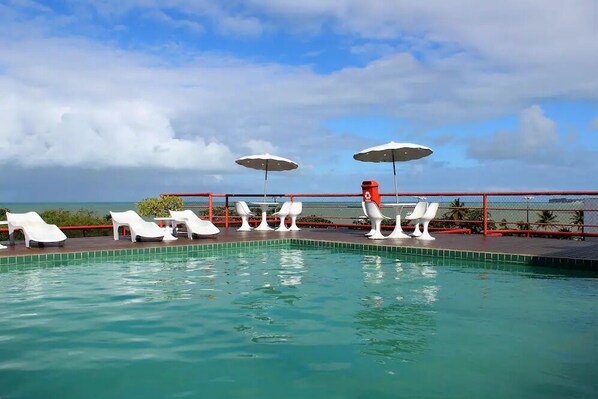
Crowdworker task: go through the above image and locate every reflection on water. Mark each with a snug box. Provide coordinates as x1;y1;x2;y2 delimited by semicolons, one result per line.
357;254;438;359
279;249;305;287
361;255;384;284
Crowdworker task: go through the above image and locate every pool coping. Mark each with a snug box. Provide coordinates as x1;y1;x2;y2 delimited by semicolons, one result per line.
0;238;595;271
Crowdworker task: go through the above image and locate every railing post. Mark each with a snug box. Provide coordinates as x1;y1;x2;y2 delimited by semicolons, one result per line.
208;193;213;223
483;194;488;236
225;194;229;229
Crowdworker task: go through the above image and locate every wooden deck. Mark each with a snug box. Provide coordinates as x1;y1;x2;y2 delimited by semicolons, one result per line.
1;228;597;264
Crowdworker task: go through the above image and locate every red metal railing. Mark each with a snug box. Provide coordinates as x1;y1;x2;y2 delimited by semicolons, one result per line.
2;191;595;239
162;190;598;239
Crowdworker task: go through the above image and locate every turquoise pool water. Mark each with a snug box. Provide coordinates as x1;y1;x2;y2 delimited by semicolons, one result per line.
0;247;596;398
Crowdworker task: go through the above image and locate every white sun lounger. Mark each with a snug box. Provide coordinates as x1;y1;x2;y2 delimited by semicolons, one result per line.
169;210;220;238
6;212;67;248
110;210;165;242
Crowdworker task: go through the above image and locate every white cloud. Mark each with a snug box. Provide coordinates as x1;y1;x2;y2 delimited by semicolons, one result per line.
0;30;596;173
244;139;278;155
467;105;560;161
350;43;396;57
216;14;263;36
142;10;204;34
0;93;234;170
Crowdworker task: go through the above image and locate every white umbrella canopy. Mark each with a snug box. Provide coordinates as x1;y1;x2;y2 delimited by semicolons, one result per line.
235;153;298;199
353;141;433;203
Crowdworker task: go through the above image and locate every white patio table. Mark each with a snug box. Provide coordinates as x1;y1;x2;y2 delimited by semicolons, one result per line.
153;217;178;241
382;203;416;239
249;202;278;231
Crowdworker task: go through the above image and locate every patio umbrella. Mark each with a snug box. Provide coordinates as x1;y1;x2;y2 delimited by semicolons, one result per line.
235;153;298;200
353;141;433;203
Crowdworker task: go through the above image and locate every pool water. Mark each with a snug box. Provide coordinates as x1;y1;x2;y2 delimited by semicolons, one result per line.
0;247;596;398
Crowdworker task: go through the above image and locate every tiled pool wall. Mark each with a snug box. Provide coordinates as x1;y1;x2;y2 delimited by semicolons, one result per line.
0;240;293;270
0;239;596;271
293;239;597;271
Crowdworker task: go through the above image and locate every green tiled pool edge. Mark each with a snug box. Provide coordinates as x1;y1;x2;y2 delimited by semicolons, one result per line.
0;239;292;268
291;239;597;271
0;238;595;271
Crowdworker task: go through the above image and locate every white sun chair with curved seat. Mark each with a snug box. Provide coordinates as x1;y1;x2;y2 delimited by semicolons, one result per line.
364;201;390;240
6;212;67;248
288;202;303;231
273;201;292;232
235;201;254;231
416;202;439;241
361;201;376;237
404;201;428;237
169;210;220;238
110;210;165;242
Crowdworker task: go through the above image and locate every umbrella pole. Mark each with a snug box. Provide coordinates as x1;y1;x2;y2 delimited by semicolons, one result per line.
263;160;269;201
392;152;399;204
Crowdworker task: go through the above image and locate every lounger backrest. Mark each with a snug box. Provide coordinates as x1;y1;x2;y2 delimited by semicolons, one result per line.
364;201;383;220
170;210;197;221
6;211;46;226
422;202;439;220
406;202;428;220
110;210;145;224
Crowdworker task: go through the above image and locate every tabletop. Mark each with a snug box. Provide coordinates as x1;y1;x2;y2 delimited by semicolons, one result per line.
382;202;416;207
154;217;176;220
250;202;279;206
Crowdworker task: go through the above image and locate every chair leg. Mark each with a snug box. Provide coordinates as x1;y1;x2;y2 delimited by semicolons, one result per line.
368;220;386;240
411;221;422;237
131;232;137;242
366;219;376;236
113;224;120;240
289;216;301;231
238;216;252;231
277;216;289;231
24;235;31;248
417;220;435;240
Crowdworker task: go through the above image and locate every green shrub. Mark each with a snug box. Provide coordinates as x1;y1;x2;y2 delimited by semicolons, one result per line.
40;209;112;238
136;195;184;217
297;215;333;225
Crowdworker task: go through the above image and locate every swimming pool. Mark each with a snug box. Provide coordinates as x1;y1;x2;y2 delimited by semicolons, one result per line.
1;246;596;398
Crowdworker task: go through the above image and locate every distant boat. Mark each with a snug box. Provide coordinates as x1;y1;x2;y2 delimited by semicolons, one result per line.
548;198;582;204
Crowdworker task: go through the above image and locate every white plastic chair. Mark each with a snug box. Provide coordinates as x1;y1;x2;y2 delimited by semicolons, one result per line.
416;202;439;241
169;210;219;238
6;212;67;248
288;202;303;231
364;201;387;240
110;210;165;242
273;201;292;232
235;201;254;231
404;202;428;237
361;201;375;237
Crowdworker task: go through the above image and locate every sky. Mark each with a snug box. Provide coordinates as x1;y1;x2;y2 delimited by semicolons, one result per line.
0;0;597;201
